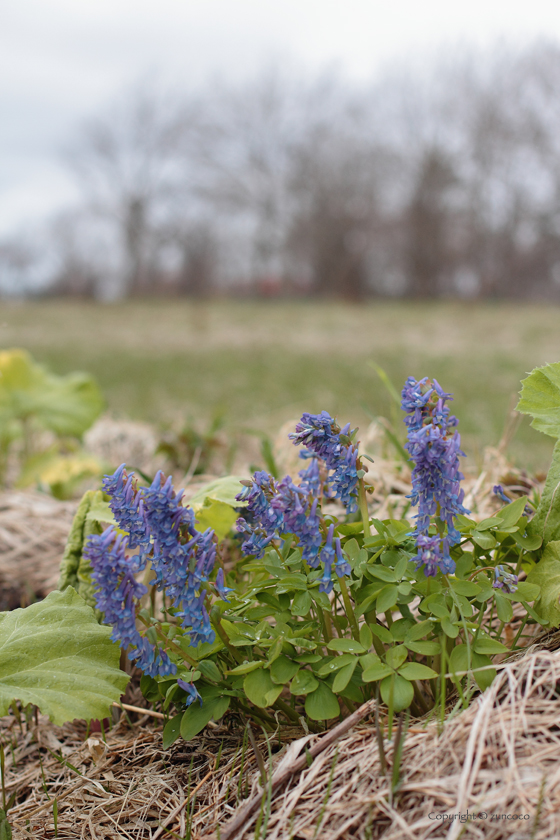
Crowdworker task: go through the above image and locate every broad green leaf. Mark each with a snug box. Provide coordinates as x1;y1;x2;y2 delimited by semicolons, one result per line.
405;640;440;656
227;661;263;676
304;681;340;720
18;448;103;500
85;498;118;527
0;588;129;725
327;639;365;654
494;592;514;623
441;617;459;638
359;624;373;649
513;581;540;601
449;645;496;690
516;361;560;438
189;476;247;507
526;541;560;627
368;622;393;644
389;618;414;641
404;620;435;643
494;497;528;529
449;579;481;597
362;662;393;682
512;532;542;551
385;645;407;670
162;714;182;749
380;674;414;711
194;499;237;540
471;531;497;550
528;440;560;544
398;662;438;680
475;517;503;531
197;660;222;682
243;668;283;707
291;591;312;616
332;660;358;693
366;566;397;583
0;349;104;437
473;637;508;655
376;585;399;613
317;654;356;676
180;695;230;741
290;669;319;696
270;656;300;684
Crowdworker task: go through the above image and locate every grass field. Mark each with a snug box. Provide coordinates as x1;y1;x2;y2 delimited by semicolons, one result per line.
3;298;559;472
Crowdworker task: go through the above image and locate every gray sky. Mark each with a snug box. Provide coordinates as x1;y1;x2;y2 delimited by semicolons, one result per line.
3;0;560;236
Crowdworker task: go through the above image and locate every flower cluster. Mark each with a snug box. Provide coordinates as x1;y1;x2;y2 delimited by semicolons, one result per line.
402;377;469;577
492;565;518;594
235;412;358;593
85;465;224;678
84;527;175;677
289;411;360;513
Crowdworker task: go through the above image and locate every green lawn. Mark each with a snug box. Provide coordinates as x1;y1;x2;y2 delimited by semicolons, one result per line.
3;298;559;472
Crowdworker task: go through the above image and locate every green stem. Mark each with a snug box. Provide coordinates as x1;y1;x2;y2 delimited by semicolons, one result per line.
137;615;199;667
273;698;300;725
213;616;244;663
339;577;360;641
358;477;371;537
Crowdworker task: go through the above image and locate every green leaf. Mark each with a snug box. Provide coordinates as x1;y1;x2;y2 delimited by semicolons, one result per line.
332;660;358;693
0;588;129;725
528;440;560;544
472;531;497;550
189;475;247;507
0;348;104;437
270;656;300;685
243;668;282;708
290;669;319;696
398;662;438;680
404;620;435;643
449;579;481;597
227;661;263;676
448;645;496;690
362;662;393;682
385;645;408;670
405;640;440;655
380;674;414;712
327;638;366;654
441;617;459;638
359;624;373;650
475;517;504;531
494;592;513;623
526;541;560;627
162;714;182;749
516;361;560;438
194;499;237;540
317;654;356;676
197;660;222;682
368;623;393;644
58;490;104;610
376;585;399;613
180;695;230;741
512;532;542;551
473;637;508;655
304;681;340;720
513;581;540;601
494;497;528;529
366;566;397;583
291;591;312;616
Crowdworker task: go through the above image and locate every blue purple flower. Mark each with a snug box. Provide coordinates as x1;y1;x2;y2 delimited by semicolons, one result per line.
177;679;203;707
492;565;518;593
402;377;469;577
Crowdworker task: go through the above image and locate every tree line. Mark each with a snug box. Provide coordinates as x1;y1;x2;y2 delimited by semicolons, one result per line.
4;40;560;301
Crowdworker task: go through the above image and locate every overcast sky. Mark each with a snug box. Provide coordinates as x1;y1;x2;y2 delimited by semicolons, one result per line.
3;0;560;237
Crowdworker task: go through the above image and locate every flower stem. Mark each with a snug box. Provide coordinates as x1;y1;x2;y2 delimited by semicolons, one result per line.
358;478;371;537
339;577;360;641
